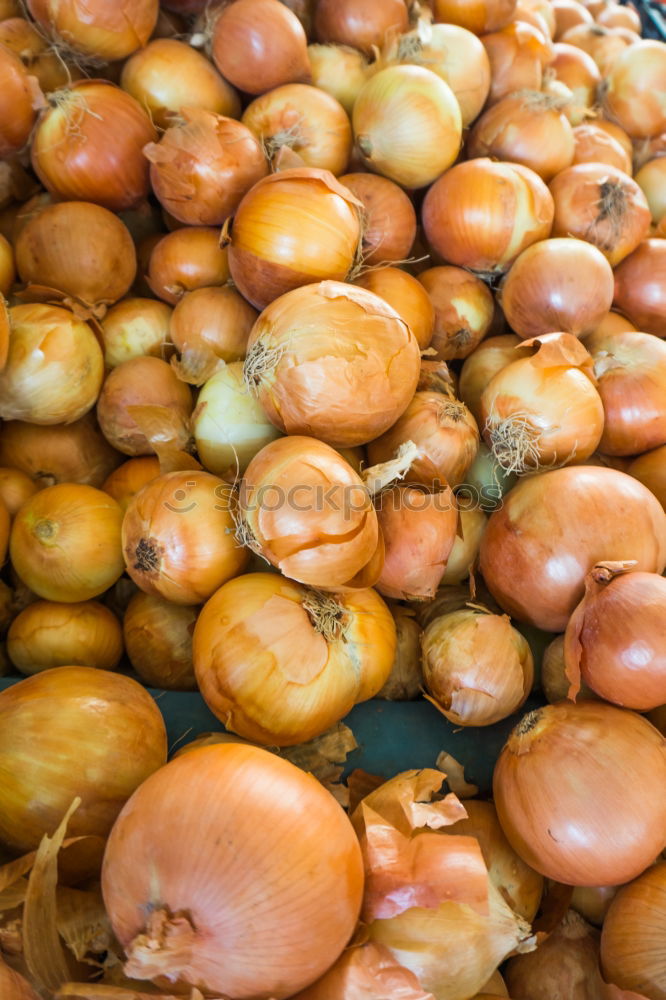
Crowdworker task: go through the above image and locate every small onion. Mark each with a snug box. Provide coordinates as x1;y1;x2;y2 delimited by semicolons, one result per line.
123;591;197;690
102;457;161;513
377;605;423;700
100;297;171;368
482;22;553;106
147;227;230;305
0;415;120;489
354;267;435;350
603;40;666;139
572;122;633;172
418;266;495;361
338;172;417;266
422;158;554;273
601;861;666;999
26;0;157;61
145;109;268;227
441;507;488;585
0;467;40;518
628;445;666;510
494;700;666;885
635;157;666;226
431;0;518;34
170;285;257;380
193;573;395;745
352;64;462;189
553;0;594;38
307;44;371;115
613;238;666;337
551;42;601;112
31;81;156;212
0;42;38;158
459;335;530;426
314;0;409;54
499;238;615;340
120;38;240;131
462;442;518;511
7;599;123;675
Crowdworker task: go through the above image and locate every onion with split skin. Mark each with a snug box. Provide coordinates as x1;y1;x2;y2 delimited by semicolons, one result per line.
100;297;172;368
307;44;371;116
6;599;123;675
0;415;121;488
572;122;633;172
603;40;666;139
170;285;258;382
482;21;553;106
354;267;435;350
628;445;666;510
431;0;518;34
26;0;157;61
0;42;38;158
601;861;666;1000
123;591;197;691
418;266;495;361
613;239;666;337
459;335;530;426
314;0;409;54
338;172;417;266
0;467;40;518
147;227;230;306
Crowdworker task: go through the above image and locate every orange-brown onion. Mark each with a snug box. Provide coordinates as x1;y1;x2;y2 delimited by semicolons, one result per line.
0;467;40;518
122;470;248;606
169;285;258;379
551;42;601;111
482;22;553;106
549;164;651;266
480;333;605;473
122;591;197;690
0;959;39;1000
102;744;364;998
635;157;666;226
571;885;619;927
100;297;171;368
314;0;408;54
565;565;666;710
15;200;137;310
467;91;575;182
147;227;230;305
479;465;666;630
243;281;420;447
494;700;666;885
374;485;458;600
227;170;362;311
242;83;352;176
10;483;124;602
102;456;161;513
289;942;438;1000
601;861;666;999
561;22;633;76
0;16;84;94
0;665;166;851
0;414;121;488
7;599;123;675
422;158;554;273
354;267;435;350
588;331;666;455
572;122;633;172
120;38;240;131
499;238;615;340
613;239;666;337
96;356;193;456
307;44;371;116
368;393;480;489
352;65;462;190
145;109;268;227
0;230;14;295
459;335;531;426
31;82;156;212
553;0;593;38
337;172;416;266
26;0;156;61
628;445;666;510
603;41;666;139
0;43;37;157
431;0;517;33
0;303;104;425
212;0;310;94
193;574;395;745
418;266;495;361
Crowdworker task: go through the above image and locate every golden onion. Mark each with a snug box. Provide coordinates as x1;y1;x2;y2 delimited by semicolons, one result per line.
123;591;197;690
7;599;123;675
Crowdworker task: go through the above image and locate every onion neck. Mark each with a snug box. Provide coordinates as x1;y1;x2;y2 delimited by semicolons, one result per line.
302;589;349;642
123;908;197;983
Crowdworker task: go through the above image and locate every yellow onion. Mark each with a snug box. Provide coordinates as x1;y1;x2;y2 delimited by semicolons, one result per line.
0;16;84;94
494;700;666;885
482;21;553;106
561;23;634;75
307;44;371;115
601;861;666;999
572;122;633;172
613;239;666;337
0;959;39;1000
553;0;594;38
551;41;601;113
0;303;104;424
10;483;124;602
352;64;462;189
26;0;156;61
193;362;282;478
431;0;518;33
102;456;160;513
628;445;666;510
422;608;533;726
170;285;258;383
100;297;172;368
314;0;408;53
354;267;434;350
571;885;619;926
243;280;420;446
0;665;166;851
0;230;14;295
441;507;488;584
422;158;554;273
102;743;363;997
598;2;642;30
7;599;123;674
120;38;239;131
147;227;230;305
145;109;268;227
377;605;423;700
418;266;495;361
585;310;638;338
459;335;530;426
0;43;38;158
595;116;635;159
541;633;597;702
122;591;197;690
517;0;556;36
0;467;40;518
290;941;436;999
0;414;121;488
338;171;417;266
603;40;666;139
636;157;666;226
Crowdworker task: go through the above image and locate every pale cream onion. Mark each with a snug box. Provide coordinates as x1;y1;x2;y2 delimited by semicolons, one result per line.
307;44;371;115
100;298;172;368
339;172;417;266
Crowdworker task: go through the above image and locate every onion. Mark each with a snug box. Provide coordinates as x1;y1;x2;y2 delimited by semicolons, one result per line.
541;631;599;703
243;280;420;446
586;310;638;338
601;861;666;999
120;38;239;131
377;605;423;699
102;457;160;514
242;83;352;175
0;467;39;518
354;267;434;350
635;157;666;226
418;266;495;361
495;700;666;885
0;959;39;1000
482;22;553;106
594;116;635;160
352;65;462;189
100;297;171;368
15;200;137;311
628;445;666;510
422;158;554;273
0;496;7;565
551;42;601;111
603;41;666;139
147;227;230;305
0;414;121;488
0;303;104;424
459;335;530;425
571;885;619;926
307;44;371;115
96;356;193;457
479;465;666;630
314;0;409;54
553;0;594;38
0;665;166;851
0;17;84;93
0;230;13;295
227;170;362;310
31;82;156;212
0;42;38;157
338;172;416;266
613;239;666;337
598;2;642;31
7;599;123;675
194;573;395;745
170;285;257;383
499;237;615;340
123;591;197;690
561;23;632;75
431;0;518;33
441;507;488;584
572;122;633;172
26;0;156;61
102;743;363;998
468;90;575;182
144;109;268;227
518;0;556;37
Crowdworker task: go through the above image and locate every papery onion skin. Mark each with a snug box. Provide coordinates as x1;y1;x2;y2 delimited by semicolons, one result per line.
0;467;40;518
102;743;364;998
102;457;161;513
494;700;666;886
422;158;554;273
479;465;666;631
627;445;666;510
613;239;666;337
459;335;530;426
377;605;423;700
431;0;518;34
170;285;258;370
0;665;167;851
572;122;633;172
101;297;172;368
0;415;121;488
314;0;409;54
26;0;157;61
418;266;495;361
338;172;417;266
0;43;38;158
601;861;666;1000
603;40;666;139
7;599;123;675
123;591;197;690
307;44;371;116
147;227;230;306
354;267;435;350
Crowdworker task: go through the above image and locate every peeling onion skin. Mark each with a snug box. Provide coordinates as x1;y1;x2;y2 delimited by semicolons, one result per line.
601;862;666;1000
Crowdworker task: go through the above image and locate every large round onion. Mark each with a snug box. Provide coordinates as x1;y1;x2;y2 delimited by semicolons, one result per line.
479;465;666;630
571;121;633;172
100;297;172;368
0;665;166;851
613;238;666;337
339;172;416;266
422;158;554;273
603;40;666;139
147;227;230;305
601;861;666;999
431;0;517;33
102;743;363;998
418;266;495;361
0;415;121;488
494;700;666;885
243;281;420;447
123;591;197;690
26;0;157;61
482;21;553;106
628;445;666;510
7;599;123;675
314;0;408;53
0;43;38;158
354;268;435;350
